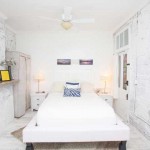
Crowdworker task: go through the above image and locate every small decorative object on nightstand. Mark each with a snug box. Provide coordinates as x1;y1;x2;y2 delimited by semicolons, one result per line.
31;92;48;111
97;92;113;107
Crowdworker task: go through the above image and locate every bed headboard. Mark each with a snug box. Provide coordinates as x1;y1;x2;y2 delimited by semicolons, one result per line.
53;69;94;83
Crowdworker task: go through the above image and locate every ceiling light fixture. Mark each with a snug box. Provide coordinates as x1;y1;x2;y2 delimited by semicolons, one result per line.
61;21;72;30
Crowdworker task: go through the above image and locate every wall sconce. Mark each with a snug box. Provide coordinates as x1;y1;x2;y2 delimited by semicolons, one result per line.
34;73;44;93
61;21;72;30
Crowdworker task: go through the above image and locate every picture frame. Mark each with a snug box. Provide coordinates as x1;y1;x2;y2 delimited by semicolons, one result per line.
57;59;71;65
79;59;93;65
0;70;11;81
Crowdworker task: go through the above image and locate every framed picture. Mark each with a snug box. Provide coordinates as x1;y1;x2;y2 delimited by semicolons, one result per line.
57;59;71;65
79;59;93;65
0;70;11;81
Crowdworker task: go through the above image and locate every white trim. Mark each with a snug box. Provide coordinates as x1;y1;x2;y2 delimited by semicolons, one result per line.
113;25;130;55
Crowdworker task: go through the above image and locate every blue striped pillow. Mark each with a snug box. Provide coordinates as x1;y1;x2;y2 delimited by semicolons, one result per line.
64;88;81;97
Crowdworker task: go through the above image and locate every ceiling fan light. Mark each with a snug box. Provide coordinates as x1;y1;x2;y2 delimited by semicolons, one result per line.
61;21;72;30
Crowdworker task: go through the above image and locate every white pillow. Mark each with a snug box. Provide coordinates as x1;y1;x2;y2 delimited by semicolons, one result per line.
65;84;79;88
50;82;64;92
81;82;94;93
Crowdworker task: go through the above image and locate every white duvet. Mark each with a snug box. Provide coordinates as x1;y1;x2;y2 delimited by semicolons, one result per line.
37;93;117;128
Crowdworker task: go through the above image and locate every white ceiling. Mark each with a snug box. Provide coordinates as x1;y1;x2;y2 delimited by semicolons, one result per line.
0;0;149;31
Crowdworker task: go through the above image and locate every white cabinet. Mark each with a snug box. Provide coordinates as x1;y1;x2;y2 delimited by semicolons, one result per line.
6;51;31;117
31;92;48;111
98;94;113;107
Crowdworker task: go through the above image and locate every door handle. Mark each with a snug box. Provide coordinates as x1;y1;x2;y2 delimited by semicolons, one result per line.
125;81;128;86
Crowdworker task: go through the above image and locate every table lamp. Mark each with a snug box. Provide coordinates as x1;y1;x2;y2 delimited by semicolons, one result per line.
100;75;109;94
34;73;44;93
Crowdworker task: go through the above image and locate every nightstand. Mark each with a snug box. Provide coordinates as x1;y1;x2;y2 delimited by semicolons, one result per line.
31;92;48;111
97;93;113;107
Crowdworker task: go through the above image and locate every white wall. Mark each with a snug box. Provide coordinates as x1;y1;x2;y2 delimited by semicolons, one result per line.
6;25;16;51
129;3;150;139
16;30;113;92
113;3;150;139
0;18;5;68
0;18;15;136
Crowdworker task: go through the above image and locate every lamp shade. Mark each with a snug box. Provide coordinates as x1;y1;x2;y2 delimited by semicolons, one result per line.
34;73;44;81
61;21;72;30
100;75;109;81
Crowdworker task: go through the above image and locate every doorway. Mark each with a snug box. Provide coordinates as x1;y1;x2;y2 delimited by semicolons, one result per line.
115;51;129;122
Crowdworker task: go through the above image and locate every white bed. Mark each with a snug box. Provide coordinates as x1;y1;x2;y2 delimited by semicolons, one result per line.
23;91;130;150
37;93;117;128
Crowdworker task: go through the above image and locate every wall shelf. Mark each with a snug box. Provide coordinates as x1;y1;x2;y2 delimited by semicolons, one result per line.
0;80;18;87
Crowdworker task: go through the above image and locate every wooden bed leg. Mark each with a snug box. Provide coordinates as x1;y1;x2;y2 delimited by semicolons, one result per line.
119;141;126;150
26;143;34;150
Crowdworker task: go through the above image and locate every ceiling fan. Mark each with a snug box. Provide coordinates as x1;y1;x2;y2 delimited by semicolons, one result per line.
38;7;95;30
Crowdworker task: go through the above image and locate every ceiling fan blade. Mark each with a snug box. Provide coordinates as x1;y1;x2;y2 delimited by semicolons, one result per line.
72;18;95;23
38;16;61;22
62;6;72;21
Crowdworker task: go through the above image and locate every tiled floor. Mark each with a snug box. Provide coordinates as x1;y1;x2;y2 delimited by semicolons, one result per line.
0;110;150;150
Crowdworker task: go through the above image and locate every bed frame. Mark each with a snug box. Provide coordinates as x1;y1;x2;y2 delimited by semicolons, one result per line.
23;116;130;150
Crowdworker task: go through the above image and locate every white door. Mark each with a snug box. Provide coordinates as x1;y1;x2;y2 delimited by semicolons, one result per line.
116;52;129;122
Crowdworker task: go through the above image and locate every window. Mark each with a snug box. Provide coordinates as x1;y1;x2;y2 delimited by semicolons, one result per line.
123;54;127;90
116;35;119;49
124;29;129;46
115;28;129;50
120;32;124;48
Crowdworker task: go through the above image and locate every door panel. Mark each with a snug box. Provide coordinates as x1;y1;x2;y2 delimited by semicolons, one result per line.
16;56;26;117
115;52;129;122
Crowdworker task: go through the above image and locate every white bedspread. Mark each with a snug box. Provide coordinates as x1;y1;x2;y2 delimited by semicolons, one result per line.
37;93;117;128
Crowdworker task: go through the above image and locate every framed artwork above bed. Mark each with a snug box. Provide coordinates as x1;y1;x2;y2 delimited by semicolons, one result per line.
79;59;93;65
57;59;71;65
57;59;93;65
